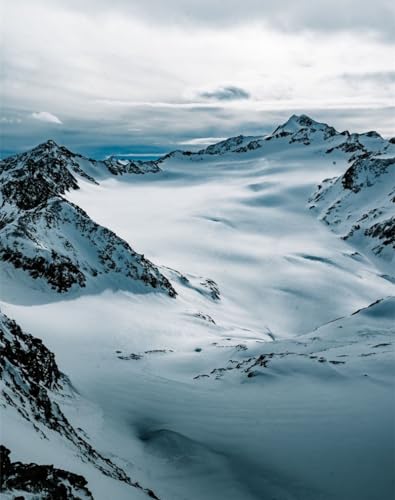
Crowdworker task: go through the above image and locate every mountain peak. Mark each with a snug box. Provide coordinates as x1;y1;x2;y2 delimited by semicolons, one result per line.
277;114;325;132
35;139;60;151
266;114;342;144
27;139;70;159
290;113;315;125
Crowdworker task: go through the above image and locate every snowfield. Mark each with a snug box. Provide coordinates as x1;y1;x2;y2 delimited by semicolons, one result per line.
1;115;394;499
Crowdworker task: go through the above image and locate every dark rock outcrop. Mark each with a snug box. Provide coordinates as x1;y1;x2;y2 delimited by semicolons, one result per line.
0;446;94;500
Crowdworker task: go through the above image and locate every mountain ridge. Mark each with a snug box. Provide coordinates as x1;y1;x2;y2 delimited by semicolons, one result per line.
158;114;392;159
0;142;176;299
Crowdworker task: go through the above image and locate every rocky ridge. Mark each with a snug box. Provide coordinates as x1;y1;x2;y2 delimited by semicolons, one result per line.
159;114;392;158
0;142;175;297
1;445;94;500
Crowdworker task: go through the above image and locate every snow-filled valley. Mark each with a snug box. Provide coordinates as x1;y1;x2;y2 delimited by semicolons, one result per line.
1;115;394;500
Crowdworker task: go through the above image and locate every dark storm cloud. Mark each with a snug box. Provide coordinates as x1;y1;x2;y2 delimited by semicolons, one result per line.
198;86;251;101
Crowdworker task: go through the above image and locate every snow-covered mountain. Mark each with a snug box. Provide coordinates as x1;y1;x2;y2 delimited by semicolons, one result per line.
161;114;391;158
1;115;394;500
0;141;175;300
310;154;395;272
1;140;161;183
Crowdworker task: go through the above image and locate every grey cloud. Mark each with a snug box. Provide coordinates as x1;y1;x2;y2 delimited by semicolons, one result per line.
198;86;251;101
340;71;395;84
98;99;224;111
38;0;395;40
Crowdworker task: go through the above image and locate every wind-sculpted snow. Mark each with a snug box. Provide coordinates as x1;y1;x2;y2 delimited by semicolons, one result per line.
0;141;175;299
310;154;395;272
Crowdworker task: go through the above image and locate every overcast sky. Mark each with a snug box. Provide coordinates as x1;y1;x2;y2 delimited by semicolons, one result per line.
1;0;394;158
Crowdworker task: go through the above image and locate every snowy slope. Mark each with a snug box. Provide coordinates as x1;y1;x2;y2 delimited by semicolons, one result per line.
1;115;394;500
0;310;159;499
310;154;395;273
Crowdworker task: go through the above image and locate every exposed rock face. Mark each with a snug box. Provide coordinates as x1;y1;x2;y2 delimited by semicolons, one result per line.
0;141;175;297
0;141;97;212
326;135;366;156
310;155;395;269
341;156;394;192
197;135;254;155
233;140;262;153
1;309;60;381
1;310;63;431
364;217;395;249
104;156;160;175
0;310;160;499
0;446;94;500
